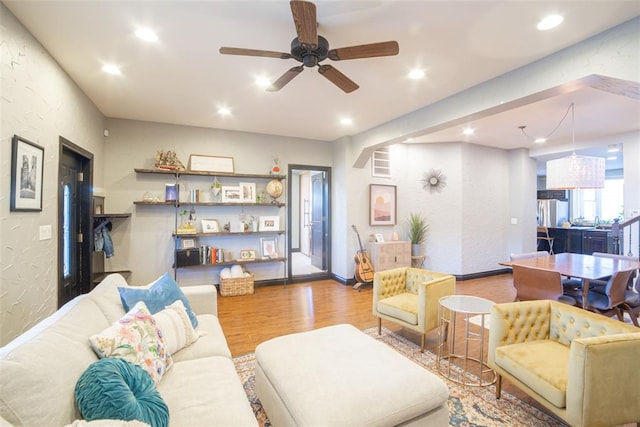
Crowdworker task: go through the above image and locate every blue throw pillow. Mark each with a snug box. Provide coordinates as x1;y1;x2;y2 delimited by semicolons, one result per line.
118;273;198;328
75;358;169;427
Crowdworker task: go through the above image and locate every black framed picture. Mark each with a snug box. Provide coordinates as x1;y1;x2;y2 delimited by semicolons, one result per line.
10;135;44;212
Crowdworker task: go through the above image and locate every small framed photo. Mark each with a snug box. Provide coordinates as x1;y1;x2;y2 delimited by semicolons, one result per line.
374;233;385;242
10;135;44;212
201;219;219;233
165;183;178;202
261;238;278;259
180;238;197;249
259;215;280;231
221;186;241;203
240;249;257;260
239;182;256;203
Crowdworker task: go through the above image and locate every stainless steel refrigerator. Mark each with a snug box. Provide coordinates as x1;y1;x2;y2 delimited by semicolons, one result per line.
537;199;569;227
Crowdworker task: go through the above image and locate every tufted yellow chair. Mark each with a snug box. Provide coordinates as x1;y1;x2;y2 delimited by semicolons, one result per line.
488;300;640;427
372;267;456;352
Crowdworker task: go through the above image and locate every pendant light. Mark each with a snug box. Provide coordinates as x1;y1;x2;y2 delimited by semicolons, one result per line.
546;103;605;190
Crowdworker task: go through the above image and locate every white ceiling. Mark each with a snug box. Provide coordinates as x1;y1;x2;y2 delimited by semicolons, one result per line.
4;1;639;173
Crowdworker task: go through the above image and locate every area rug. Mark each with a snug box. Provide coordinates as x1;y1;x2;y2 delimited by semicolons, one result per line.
232;326;567;427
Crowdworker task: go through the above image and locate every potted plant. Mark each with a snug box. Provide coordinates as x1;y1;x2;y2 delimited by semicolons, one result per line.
406;212;429;256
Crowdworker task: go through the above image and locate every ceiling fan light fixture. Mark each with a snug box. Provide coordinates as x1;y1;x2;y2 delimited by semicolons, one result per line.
135;28;158;42
535;137;546;144
255;77;271;88
408;69;425;80
101;64;121;75
217;106;231;116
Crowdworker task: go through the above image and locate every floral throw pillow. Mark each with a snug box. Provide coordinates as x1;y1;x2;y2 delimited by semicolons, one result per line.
89;301;173;384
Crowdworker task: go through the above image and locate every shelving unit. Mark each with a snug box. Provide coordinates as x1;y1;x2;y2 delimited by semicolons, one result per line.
134;168;287;284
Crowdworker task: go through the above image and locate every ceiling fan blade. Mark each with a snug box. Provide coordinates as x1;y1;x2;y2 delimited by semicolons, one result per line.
328;41;399;61
290;0;318;48
267;66;304;91
318;65;359;93
219;47;292;59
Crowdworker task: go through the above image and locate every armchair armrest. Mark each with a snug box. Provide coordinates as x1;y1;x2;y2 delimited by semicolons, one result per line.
566;333;640;427
182;284;218;316
415;270;456;331
488;300;551;366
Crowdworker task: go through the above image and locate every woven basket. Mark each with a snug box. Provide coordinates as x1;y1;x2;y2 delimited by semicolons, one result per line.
220;273;255;297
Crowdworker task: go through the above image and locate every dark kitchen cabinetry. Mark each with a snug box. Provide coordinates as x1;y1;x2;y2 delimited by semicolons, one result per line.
537;190;568;201
549;228;611;255
584;230;608;254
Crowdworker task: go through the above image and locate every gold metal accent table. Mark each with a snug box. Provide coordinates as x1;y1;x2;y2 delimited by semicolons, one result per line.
437;295;496;387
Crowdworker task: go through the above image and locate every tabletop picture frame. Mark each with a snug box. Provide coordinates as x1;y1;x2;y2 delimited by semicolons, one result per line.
261;237;278;259
221;186;241;203
369;184;396;226
259;215;280;231
201;219;220;233
10;135;44;212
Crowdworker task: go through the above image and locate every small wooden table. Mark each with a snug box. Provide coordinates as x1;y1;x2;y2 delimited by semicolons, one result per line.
508;253;640;308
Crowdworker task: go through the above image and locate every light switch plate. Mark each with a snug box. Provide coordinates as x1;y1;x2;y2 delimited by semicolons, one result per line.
39;225;52;240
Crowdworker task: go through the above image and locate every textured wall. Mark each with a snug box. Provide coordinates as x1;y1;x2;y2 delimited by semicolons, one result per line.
0;5;105;346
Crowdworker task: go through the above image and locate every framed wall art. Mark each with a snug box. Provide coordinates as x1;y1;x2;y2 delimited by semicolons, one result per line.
180;238;197;249
188;154;235;173
369;184;396;226
10;135;44;212
201;219;219;233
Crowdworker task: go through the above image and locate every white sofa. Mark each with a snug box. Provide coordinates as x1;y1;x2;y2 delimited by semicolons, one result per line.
0;273;258;427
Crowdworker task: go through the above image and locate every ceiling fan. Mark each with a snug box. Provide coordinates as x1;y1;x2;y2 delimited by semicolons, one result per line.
219;0;399;93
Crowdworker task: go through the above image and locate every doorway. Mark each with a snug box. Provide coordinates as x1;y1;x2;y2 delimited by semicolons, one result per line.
288;165;331;281
58;138;93;308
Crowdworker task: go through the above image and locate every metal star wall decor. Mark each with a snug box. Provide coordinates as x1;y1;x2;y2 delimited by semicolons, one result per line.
422;169;447;193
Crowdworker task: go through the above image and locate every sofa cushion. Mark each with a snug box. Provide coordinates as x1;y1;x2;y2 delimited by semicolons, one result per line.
118;273;198;328
153;300;199;355
89;301;173;385
158;356;258;426
169;314;232;362
494;340;569;408
377;293;418;325
75;358;169;427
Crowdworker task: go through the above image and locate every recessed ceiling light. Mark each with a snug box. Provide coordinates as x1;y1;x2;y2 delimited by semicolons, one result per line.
537;15;564;31
135;28;158;42
462;128;474;136
255;77;271;88
101;64;121;75
217;107;231;116
408;69;425;80
535;138;546;144
340;117;353;126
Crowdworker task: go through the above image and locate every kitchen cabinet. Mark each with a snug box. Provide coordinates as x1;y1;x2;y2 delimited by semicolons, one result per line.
550;227;612;255
584;230;608;254
367;241;411;272
134;168;286;280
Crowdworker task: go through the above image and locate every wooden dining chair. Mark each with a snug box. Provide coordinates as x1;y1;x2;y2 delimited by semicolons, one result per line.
536;226;555;255
573;269;635;322
589;253;638;294
512;264;576;305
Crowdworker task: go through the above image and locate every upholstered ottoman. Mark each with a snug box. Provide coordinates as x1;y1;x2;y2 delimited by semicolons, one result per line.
255;324;449;426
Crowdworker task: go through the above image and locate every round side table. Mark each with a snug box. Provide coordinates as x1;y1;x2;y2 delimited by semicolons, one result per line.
436;295;496;387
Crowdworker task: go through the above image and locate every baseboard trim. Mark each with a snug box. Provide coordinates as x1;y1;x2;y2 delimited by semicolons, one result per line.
454;268;512;281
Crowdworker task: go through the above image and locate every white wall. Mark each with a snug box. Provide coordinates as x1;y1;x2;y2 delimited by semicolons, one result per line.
1;4;105;345
102;118;333;286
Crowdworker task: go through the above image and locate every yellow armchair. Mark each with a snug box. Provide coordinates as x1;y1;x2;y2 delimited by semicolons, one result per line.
488;300;640;427
372;267;456;352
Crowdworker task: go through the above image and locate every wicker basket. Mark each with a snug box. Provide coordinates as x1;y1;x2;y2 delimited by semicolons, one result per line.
220;273;255;297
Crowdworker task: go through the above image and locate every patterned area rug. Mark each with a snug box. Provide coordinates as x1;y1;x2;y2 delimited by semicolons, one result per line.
233;326;567;427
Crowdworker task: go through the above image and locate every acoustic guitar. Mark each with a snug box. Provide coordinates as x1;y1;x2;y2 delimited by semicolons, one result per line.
352;225;375;284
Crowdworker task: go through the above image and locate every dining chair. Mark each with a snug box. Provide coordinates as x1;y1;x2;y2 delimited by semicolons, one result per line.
510;251;581;295
573;269;635;322
536;226;555;254
589;252;638;294
512;264;576;305
620;272;640;327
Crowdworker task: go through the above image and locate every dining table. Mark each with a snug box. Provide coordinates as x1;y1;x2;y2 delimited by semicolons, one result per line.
505;252;640;309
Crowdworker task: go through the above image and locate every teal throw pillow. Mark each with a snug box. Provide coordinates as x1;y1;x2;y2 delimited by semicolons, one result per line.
118;273;198;328
75;358;169;427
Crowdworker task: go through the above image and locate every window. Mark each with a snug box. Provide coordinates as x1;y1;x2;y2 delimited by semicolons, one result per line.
63;184;71;278
571;178;624;223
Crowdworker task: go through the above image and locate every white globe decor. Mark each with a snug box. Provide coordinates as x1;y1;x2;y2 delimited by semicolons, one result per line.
266;179;283;201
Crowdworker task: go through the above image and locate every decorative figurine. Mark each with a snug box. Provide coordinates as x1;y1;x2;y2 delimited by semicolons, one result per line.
270;156;281;175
